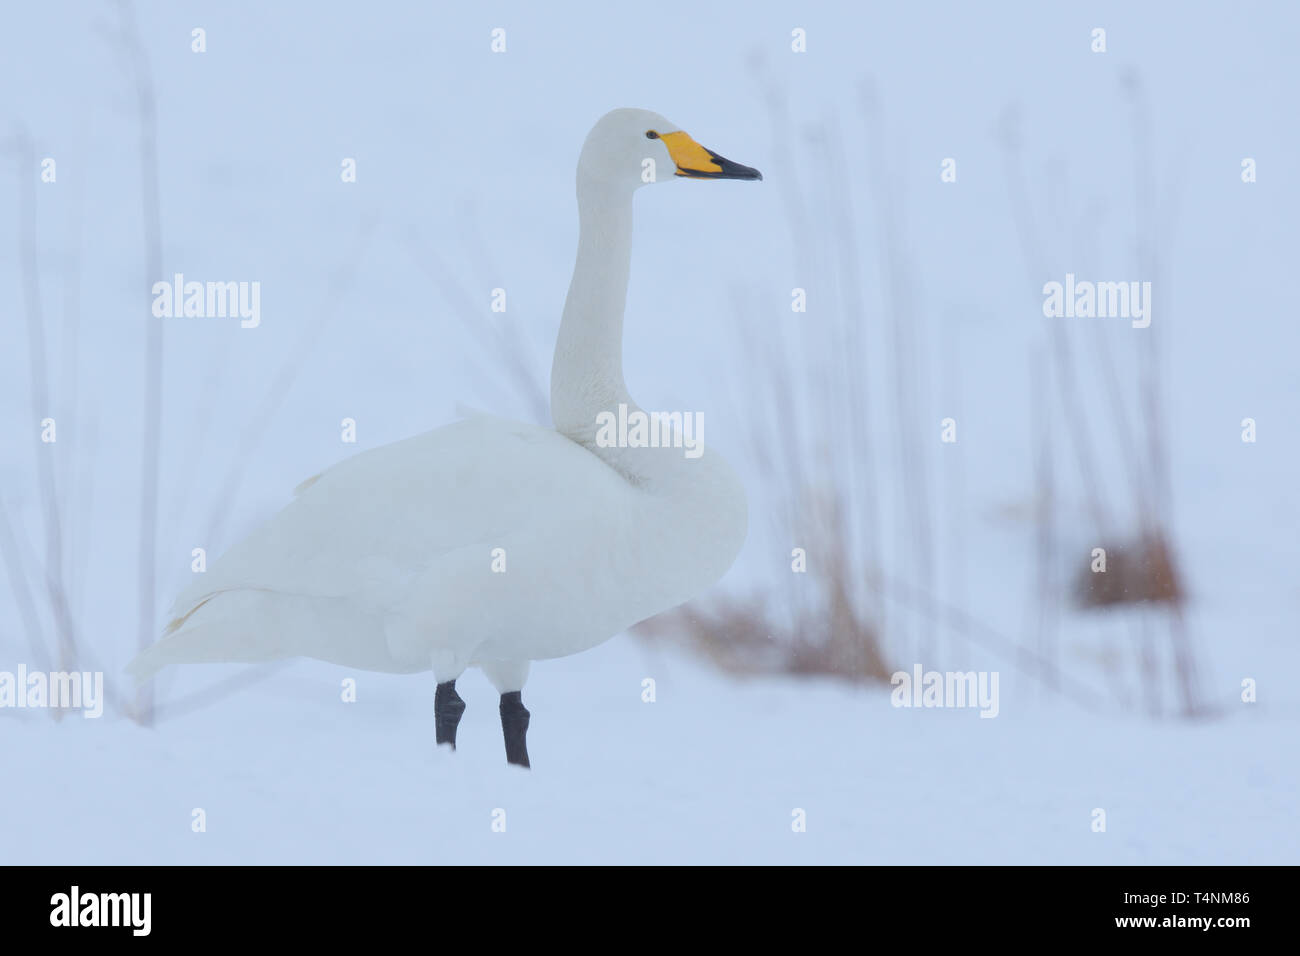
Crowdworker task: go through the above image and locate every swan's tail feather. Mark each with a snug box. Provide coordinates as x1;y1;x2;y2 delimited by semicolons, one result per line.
127;590;293;685
127;625;284;684
127;588;401;684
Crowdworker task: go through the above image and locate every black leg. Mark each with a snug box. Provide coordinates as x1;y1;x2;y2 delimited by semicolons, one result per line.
499;691;531;768
435;680;466;749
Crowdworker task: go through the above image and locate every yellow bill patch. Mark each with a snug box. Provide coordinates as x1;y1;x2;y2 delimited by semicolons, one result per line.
657;131;723;176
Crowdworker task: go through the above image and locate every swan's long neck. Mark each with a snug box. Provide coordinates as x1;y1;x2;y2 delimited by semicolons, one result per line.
547;166;749;584
551;181;637;443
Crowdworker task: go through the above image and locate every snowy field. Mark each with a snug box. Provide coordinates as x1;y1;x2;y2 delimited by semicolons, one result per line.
2;2;1298;865
6;639;1295;866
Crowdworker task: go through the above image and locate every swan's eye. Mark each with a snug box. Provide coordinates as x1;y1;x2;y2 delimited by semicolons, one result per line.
645;130;659;139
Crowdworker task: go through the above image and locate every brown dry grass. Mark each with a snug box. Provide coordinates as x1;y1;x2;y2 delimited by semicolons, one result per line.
1072;533;1183;610
638;535;891;685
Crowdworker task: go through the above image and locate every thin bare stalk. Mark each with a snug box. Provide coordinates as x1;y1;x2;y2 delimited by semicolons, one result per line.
997;108;1111;538
0;500;52;671
112;0;163;724
12;127;81;690
1031;348;1058;690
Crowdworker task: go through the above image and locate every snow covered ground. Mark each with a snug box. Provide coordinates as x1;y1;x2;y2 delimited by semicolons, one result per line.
2;2;1297;865
5;638;1294;866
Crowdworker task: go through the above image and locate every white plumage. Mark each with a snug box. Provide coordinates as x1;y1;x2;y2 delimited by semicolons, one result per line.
129;108;761;762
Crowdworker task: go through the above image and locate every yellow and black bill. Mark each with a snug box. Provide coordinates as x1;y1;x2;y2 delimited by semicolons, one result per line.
649;130;763;181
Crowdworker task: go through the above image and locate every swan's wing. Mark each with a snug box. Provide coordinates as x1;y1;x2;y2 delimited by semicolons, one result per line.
167;415;619;622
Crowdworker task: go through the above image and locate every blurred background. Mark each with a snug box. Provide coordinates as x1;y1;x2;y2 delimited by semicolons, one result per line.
1;0;1296;863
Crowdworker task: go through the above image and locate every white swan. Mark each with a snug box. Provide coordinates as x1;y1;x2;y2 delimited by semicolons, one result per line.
129;108;761;766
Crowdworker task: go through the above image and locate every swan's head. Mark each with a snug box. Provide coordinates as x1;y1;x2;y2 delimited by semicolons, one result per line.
578;108;762;193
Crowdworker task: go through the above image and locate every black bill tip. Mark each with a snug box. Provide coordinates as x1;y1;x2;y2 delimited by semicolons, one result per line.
677;148;763;182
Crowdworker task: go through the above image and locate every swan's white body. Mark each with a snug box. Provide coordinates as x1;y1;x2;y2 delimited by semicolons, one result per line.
130;108;755;697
